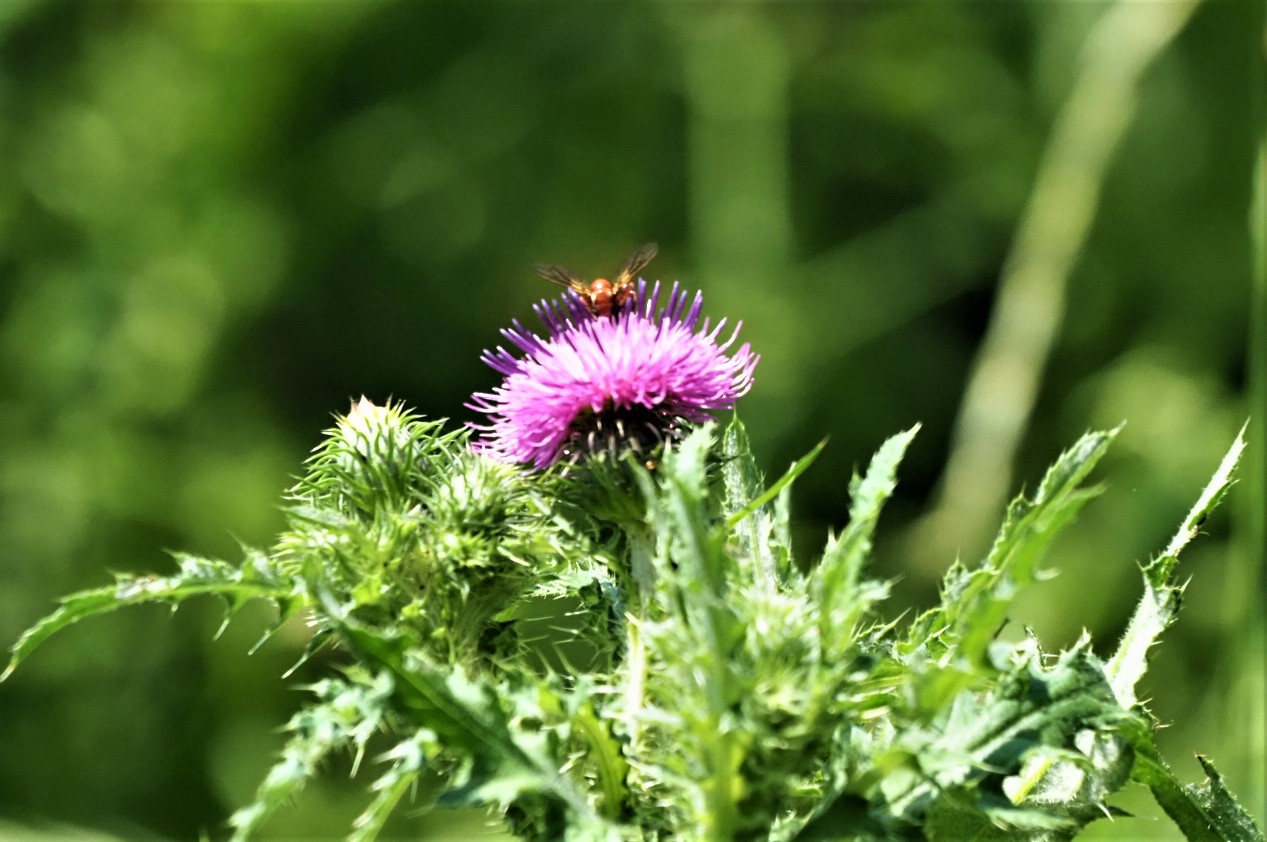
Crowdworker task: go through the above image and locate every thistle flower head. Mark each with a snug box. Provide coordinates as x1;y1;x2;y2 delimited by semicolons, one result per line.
468;280;758;469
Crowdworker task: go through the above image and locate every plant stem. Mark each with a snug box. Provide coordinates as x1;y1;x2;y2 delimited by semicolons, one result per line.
915;0;1202;560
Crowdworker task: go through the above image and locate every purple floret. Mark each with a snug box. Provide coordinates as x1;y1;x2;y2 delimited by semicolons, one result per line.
468;280;758;469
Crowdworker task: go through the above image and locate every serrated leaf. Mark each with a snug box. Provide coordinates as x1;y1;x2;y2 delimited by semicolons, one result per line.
638;424;757;840
791;792;888;841
1130;739;1265;842
724;430;824;533
925;789;1076;841
719;415;764;517
349;733;436;842
570;696;630;820
231;672;394;841
1106;424;1246;707
812;426;918;657
1187;756;1264;842
886;641;1131;825
3;552;293;682
719;416;818;585
903;428;1117;675
660;423;715;500
317;593;602;828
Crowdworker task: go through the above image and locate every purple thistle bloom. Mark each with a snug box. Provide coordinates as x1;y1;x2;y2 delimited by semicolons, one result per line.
468;280;758;469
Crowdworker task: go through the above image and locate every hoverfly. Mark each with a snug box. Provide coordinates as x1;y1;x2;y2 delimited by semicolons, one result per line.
534;242;658;317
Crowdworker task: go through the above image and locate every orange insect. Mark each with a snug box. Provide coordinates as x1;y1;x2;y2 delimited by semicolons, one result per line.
534;243;658;317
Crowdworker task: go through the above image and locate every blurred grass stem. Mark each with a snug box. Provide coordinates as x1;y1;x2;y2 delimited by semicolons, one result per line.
918;0;1201;559
1224;13;1266;821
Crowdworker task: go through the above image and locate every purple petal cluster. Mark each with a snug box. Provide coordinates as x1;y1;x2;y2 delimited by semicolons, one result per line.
469;280;758;469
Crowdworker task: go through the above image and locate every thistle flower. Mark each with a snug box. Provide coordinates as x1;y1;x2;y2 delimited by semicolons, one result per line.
468;280;758;469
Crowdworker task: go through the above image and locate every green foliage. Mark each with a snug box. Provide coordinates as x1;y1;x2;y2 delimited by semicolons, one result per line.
900;429;1118;712
1;552;297;683
0;2;1256;836
229;670;394;840
2;405;1258;841
1106;425;1248;709
1131;749;1264;842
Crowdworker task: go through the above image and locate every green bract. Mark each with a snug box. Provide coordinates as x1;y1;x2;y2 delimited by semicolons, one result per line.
3;401;1258;842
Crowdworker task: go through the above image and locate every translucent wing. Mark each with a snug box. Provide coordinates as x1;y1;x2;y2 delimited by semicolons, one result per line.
534;262;586;293
614;242;658;285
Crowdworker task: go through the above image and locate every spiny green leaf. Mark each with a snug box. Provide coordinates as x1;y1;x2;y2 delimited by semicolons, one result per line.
231;672;394;841
903;428;1117;674
925;789;1076;840
658;423;715;501
318;593;601;827
719;416;807;586
1107;424;1247;707
1186;756;1265;842
719;415;764;517
791;792;889;841
637;426;760;840
885;639;1132;824
1150;421;1247;587
2;552;294;682
812;426;918;657
954;429;1116;664
349;732;436;842
570;695;630;821
1000;731;1134;841
1130;736;1265;842
724;434;826;532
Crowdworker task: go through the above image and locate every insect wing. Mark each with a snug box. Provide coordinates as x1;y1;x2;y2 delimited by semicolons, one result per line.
534;262;587;294
613;242;658;286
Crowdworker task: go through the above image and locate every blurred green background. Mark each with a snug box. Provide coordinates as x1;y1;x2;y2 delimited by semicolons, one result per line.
0;2;1261;840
